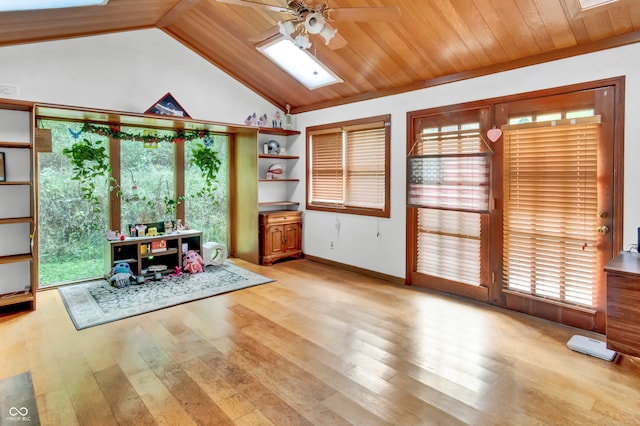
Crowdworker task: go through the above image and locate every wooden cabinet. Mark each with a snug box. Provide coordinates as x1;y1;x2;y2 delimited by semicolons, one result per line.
259;211;302;265
105;230;202;278
0;100;37;311
605;251;640;357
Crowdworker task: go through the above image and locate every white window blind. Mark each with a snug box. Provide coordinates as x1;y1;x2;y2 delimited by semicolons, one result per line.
502;116;600;307
345;127;386;209
417;208;483;286
310;131;343;205
412;119;488;287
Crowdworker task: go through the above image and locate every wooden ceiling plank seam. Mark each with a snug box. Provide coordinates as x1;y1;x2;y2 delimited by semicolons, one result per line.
452;0;518;63
533;0;578;49
397;2;471;74
431;0;498;68
628;2;640;28
557;0;592;43
345;21;423;87
335;3;440;79
493;0;545;56
580;7;617;40
606;7;635;36
513;0;558;52
414;2;487;72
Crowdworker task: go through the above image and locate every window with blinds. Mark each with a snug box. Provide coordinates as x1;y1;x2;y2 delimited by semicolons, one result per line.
408;123;490;212
411;117;490;287
307;115;390;217
502;116;600;307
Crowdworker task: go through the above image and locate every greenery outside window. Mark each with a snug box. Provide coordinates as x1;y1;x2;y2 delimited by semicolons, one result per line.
306;114;390;217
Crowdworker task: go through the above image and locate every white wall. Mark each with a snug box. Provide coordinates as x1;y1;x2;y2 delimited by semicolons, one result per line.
296;43;640;279
0;29;278;123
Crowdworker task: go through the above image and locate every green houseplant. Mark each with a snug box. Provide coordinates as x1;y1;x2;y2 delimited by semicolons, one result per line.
189;141;222;202
62;137;112;213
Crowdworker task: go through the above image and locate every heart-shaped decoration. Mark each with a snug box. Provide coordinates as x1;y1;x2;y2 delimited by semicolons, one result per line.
487;128;502;142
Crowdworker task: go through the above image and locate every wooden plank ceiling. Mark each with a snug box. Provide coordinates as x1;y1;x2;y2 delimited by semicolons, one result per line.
0;0;638;113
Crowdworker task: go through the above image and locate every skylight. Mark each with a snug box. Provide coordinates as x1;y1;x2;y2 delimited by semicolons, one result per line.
577;0;618;11
0;0;108;12
258;37;342;90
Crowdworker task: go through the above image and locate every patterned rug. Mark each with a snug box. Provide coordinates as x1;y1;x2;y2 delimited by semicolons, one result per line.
58;262;274;330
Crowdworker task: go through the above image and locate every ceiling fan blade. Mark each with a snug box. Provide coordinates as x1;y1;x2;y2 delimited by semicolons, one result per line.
216;0;288;14
329;6;401;22
248;25;281;42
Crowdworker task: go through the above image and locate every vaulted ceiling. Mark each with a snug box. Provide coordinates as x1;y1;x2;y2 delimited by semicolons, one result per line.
0;0;638;113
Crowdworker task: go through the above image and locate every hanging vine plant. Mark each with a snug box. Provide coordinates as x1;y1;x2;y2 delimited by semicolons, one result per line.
189;141;222;202
64;126;223;218
62;137;112;213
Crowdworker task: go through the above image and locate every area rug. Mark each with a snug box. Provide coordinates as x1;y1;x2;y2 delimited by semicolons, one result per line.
0;371;40;425
58;262;274;330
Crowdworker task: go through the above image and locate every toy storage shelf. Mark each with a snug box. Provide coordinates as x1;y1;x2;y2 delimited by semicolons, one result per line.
105;230;202;278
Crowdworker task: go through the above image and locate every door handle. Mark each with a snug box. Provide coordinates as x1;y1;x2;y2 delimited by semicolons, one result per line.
597;225;610;234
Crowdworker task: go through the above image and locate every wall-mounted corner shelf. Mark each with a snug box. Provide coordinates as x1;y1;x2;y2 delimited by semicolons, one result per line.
0;181;32;186
259;201;300;208
258;128;300;137
259;178;300;182
0;217;33;225
258;154;299;160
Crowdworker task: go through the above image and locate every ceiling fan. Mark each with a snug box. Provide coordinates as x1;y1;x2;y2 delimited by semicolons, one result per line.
216;0;401;50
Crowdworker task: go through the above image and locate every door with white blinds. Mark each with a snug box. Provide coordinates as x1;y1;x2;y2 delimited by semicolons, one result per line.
407;81;622;331
407;108;492;301
494;85;618;332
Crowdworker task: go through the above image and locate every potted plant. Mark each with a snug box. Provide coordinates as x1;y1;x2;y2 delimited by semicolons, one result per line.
62;137;112;213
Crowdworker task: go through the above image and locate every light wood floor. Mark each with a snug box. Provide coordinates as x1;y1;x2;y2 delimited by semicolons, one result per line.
1;259;639;425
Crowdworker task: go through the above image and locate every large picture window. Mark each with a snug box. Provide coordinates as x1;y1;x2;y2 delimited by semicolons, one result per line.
306;115;390;217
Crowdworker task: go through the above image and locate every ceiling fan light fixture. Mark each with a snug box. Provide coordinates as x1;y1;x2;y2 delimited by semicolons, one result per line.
278;20;296;36
293;34;312;49
305;12;325;34
319;25;337;45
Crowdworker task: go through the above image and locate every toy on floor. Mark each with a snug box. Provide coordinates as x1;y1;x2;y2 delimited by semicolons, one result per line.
110;262;136;288
183;250;204;274
169;266;183;277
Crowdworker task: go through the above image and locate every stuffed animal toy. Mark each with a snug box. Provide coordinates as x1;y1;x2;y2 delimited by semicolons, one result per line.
110;262;135;288
183;250;204;274
169;266;183;277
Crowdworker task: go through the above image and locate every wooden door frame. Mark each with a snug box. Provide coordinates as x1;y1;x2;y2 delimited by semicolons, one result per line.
406;77;625;333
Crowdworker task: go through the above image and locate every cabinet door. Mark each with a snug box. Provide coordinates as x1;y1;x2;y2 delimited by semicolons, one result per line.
284;223;300;252
268;225;285;255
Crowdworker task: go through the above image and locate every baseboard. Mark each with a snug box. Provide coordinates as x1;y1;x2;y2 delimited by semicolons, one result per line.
304;254;405;285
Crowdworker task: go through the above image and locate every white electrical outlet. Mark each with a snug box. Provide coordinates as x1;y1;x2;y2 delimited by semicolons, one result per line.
329;241;334;249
